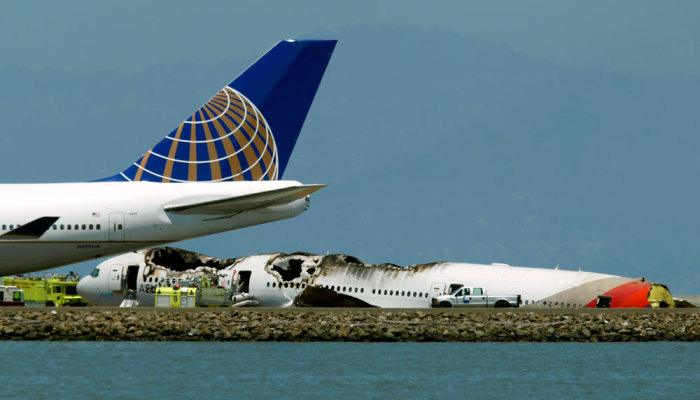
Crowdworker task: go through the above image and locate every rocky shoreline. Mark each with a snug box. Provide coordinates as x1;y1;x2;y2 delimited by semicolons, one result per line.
1;308;698;342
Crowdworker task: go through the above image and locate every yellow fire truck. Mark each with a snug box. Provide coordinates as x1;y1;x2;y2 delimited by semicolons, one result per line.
155;286;197;308
1;273;88;307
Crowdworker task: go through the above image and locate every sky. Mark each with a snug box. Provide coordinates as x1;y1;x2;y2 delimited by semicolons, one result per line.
1;0;698;76
1;1;698;293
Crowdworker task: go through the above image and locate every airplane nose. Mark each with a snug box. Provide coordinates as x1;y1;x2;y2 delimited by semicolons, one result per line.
77;276;98;305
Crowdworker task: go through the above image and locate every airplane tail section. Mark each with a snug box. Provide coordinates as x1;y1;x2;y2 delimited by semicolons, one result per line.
99;39;336;182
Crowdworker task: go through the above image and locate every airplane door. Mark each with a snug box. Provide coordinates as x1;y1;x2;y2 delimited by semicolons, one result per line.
431;282;446;300
109;213;125;242
108;265;123;291
126;265;140;291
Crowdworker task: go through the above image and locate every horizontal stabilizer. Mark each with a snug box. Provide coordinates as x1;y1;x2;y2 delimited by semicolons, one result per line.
164;184;326;215
0;217;59;240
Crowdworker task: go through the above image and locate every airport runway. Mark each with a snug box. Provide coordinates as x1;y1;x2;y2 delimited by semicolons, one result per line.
1;307;698;342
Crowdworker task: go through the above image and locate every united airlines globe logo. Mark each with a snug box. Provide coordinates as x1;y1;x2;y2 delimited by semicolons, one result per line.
127;86;278;182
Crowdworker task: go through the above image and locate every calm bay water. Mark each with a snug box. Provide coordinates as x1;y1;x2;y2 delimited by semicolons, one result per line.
0;342;697;399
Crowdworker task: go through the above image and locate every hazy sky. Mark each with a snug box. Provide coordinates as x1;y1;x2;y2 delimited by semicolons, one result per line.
1;0;698;76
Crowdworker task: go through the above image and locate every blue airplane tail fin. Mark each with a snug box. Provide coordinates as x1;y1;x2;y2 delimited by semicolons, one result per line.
99;39;336;182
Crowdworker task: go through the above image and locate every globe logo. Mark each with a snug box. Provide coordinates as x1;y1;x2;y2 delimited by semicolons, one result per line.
131;86;278;182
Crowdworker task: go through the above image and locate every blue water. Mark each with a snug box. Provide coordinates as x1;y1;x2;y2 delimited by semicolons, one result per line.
0;342;697;399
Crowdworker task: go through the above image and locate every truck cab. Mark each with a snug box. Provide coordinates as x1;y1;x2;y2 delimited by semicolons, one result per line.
450;286;488;307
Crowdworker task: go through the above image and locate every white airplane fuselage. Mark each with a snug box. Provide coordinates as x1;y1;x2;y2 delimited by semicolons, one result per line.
77;250;649;309
0;181;309;275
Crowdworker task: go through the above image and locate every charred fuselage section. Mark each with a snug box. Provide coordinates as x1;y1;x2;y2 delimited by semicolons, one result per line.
103;247;681;309
146;247;238;272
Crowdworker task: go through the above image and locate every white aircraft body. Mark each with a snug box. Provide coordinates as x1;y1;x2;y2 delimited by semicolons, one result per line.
0;40;336;276
77;248;674;308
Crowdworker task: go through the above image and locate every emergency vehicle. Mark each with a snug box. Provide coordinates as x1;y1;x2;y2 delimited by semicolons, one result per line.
0;286;24;306
1;273;88;307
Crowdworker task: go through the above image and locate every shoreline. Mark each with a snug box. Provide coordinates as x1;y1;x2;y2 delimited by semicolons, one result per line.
1;307;698;342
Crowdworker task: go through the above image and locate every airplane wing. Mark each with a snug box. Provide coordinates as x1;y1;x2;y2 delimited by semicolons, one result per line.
164;184;326;215
0;216;59;240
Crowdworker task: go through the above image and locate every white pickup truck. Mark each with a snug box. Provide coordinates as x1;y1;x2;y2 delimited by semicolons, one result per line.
431;286;521;308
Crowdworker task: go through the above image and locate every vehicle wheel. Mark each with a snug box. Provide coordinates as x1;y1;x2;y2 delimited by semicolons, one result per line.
494;300;509;308
439;302;452;308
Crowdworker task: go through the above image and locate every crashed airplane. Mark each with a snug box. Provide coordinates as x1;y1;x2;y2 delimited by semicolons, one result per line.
76;247;677;308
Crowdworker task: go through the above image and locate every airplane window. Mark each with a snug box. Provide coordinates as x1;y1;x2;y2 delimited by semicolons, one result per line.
1;225;5;230
301;284;306;288
372;289;375;294
90;268;100;277
10;225;14;230
360;288;364;293
354;287;358;293
390;290;393;295
384;290;387;295
82;224;86;230
425;293;429;298
97;224;101;230
413;292;417;297
118;224;123;230
67;225;71;230
52;225;57;230
266;282;270;287
60;225;64;230
74;225;79;230
89;224;93;230
272;283;276;288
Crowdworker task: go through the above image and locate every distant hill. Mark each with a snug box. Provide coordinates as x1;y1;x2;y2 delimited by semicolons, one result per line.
0;24;697;293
